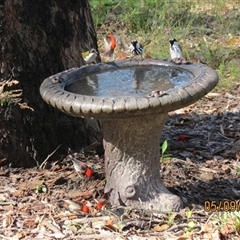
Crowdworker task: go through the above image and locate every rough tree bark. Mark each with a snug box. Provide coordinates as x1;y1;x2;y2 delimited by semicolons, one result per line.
0;0;100;167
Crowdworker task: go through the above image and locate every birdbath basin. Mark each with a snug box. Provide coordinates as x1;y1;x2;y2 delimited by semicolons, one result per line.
40;59;218;212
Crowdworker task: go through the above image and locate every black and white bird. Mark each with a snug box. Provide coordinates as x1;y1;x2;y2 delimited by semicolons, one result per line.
129;40;144;59
169;38;188;64
169;38;183;59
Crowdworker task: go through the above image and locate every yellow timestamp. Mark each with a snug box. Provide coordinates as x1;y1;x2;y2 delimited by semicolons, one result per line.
204;200;240;212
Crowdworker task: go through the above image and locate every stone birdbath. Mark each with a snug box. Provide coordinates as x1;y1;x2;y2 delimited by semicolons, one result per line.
40;59;218;212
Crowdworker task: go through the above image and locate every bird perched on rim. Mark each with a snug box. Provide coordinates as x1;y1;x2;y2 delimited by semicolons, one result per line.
84;48;98;64
129;40;144;59
129;39;151;59
103;33;117;61
169;38;188;64
70;156;94;178
169;38;183;59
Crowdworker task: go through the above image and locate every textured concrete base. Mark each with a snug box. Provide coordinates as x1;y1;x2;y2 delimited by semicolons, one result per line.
103;114;183;212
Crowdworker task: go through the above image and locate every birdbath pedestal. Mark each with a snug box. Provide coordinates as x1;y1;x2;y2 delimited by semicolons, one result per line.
40;59;218;212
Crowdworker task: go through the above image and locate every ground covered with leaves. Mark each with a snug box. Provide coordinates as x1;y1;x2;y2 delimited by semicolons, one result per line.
0;84;240;240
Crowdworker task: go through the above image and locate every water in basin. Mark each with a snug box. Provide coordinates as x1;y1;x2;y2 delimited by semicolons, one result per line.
65;66;193;97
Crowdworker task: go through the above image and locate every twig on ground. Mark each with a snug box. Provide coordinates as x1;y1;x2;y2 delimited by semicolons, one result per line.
206;212;215;224
39;144;62;169
167;223;200;232
0;234;19;240
216;131;233;141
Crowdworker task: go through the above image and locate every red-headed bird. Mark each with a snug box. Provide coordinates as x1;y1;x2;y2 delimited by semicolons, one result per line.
177;133;203;142
104;33;117;61
96;188;113;210
70;157;94;178
63;200;90;213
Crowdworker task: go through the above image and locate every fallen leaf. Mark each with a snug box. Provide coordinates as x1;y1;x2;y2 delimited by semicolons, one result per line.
221;164;230;173
221;219;237;235
153;223;170;232
176;237;191;240
200;223;221;240
24;218;37;228
199;167;218;173
0;158;7;164
12;189;24;197
68;189;95;199
205;92;221;99
199;172;214;181
18;178;43;191
2;215;13;228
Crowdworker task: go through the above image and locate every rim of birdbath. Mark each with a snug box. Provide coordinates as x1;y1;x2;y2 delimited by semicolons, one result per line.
40;59;218;119
40;59;218;212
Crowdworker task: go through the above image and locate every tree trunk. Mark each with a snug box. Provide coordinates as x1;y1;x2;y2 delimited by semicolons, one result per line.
0;0;100;167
